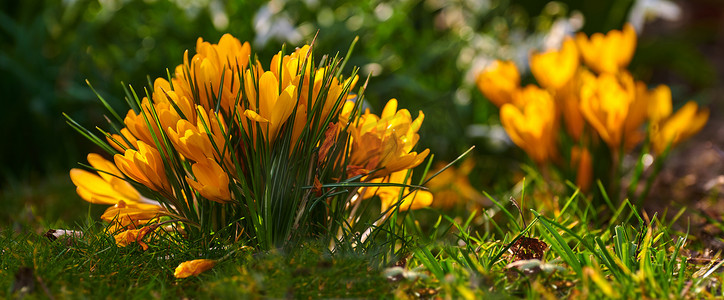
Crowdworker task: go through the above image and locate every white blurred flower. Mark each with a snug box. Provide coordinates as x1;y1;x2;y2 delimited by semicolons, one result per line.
506;258;564;273
542;11;584;50
208;0;229;30
383;266;429;281
253;0;303;48
461;11;585;86
628;0;682;32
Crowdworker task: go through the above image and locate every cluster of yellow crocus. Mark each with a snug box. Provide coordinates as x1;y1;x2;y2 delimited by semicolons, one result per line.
477;24;709;191
70;34;433;264
74;34;355;214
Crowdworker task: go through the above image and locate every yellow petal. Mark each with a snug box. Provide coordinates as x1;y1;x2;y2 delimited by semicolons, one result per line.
174;259;217;278
185;158;231;203
70;169;119;205
244;110;270;123
381;98;398;119
476;60;520;107
652;101;709;154
269;85;297;139
647;85;672;124
530;37;579;90
499;104;526;149
258;71;280;117
87;153;124;180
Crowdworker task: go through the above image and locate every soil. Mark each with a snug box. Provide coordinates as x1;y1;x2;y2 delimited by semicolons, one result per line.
643;0;724;250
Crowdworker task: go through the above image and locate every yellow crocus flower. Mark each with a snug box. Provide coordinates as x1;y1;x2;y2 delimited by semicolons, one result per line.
347;99;430;178
167;119;214;163
113;226;156;250
647;84;673;124
101;200;166;230
576;24;636;74
266;47;358;147
174;259;217;278
178;34;251;112
530;37;580;90
70;153;142;206
571;146;593;192
500;85;557;164
185;158;232;204
151;78;197;134
70;154;166;233
650;101;709;154
476;60;520;107
123;99;164;147
243;71;297;143
270;45;313;91
622;81;651;149
555;71;586;141
167;106;230;165
107;128;139;153
362;170;433;214
425;158;485;209
151;78;196;120
114;141;172;194
579;71;635;149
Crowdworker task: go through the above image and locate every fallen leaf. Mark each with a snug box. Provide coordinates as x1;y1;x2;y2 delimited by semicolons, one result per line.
511;237;548;261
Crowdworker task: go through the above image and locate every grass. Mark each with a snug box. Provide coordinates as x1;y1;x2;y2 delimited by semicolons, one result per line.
2;171;724;299
1;223;395;298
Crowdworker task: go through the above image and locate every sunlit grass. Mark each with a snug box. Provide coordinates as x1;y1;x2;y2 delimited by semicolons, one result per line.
3;172;722;298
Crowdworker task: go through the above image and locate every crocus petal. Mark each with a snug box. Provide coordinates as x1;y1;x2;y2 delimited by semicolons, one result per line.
174;259;217;278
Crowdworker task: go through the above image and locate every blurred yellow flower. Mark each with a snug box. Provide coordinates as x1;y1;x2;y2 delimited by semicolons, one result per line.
571;146;593;192
647;84;673;124
425;159;485;209
174;259;217;278
347;99;430;178
530;37;579;90
622;81;651;149
500;86;557;163
114;141;172;194
579;71;635;149
576;24;636;74
556;73;586;141
476;60;520;107
185;158;232;203
650;101;709;154
363;170;433;213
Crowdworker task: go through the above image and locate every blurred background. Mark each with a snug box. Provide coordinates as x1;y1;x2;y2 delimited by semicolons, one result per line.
1;0;722;230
